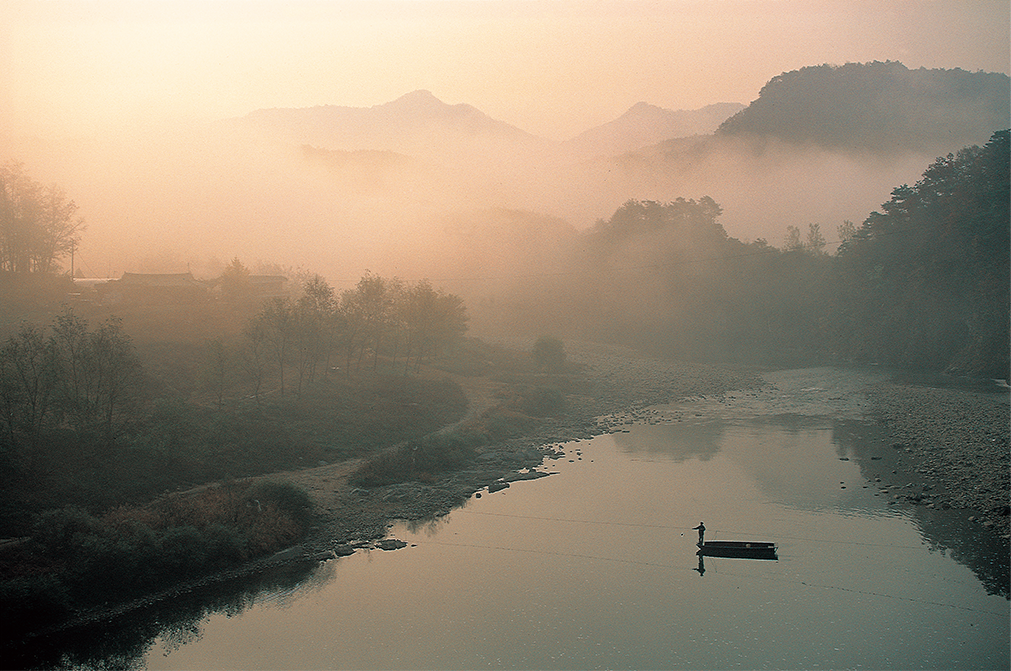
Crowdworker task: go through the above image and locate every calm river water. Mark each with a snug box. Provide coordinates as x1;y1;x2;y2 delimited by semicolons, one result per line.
123;371;1010;671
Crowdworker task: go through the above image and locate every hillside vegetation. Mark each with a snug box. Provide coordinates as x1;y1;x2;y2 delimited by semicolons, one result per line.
479;132;1009;378
717;62;1009;152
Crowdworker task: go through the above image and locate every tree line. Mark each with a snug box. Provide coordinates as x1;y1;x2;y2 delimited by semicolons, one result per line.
716;62;1009;152
0;161;83;275
515;131;1008;377
0;311;140;473
829;129;1009;374
0;269;469;473
212;265;468;403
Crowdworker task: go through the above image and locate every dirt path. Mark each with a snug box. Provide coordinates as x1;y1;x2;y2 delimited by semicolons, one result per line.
249;367;506;522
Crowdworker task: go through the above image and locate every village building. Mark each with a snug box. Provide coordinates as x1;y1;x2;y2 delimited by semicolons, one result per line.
98;272;209;305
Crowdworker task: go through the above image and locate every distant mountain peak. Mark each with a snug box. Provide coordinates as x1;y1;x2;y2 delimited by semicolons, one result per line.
403;89;437;99
388;89;443;107
566;102;745;156
228;89;545;154
383;89;481;119
624;101;661;115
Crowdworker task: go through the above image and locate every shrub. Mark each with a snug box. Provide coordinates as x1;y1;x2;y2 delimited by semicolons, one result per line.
349;449;409;487
156;484;245;529
102;505;160;532
158;525;208;575
242;506;303;556
411;433;478;474
32;507;103;556
350;432;480;487
532;336;566;372
0;574;71;637
244;481;313;529
202;523;247;568
517;385;565;417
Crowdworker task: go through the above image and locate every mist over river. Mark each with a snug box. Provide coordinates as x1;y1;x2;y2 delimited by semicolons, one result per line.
122;369;1008;670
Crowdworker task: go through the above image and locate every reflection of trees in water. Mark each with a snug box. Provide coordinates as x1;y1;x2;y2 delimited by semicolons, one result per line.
403;513;453;537
612;420;724;462
834;419;1010;600
9;559;323;670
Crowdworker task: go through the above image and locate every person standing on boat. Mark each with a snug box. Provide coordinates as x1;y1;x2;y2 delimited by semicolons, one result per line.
693;522;705;546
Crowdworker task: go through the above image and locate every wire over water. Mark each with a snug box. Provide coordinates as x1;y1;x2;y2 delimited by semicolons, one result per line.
415;537;1008;618
455;509;928;550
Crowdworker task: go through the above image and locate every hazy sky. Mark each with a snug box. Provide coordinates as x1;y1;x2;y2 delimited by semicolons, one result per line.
3;0;1009;141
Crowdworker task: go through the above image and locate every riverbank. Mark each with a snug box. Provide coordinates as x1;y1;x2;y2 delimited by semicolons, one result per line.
866;379;1010;539
11;344;1008;651
280;345;1010;558
291;341;767;555
282;355;1008;566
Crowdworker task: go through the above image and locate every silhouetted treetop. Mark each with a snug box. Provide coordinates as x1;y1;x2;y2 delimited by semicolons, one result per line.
0;161;84;274
717;62;1010;153
834;130;1009;375
589;197;726;249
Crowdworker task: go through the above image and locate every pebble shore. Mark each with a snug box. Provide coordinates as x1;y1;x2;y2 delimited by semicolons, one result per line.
866;380;1010;539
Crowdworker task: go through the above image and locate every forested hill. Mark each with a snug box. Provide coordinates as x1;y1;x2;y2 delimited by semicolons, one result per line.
831;129;1010;377
716;62;1010;153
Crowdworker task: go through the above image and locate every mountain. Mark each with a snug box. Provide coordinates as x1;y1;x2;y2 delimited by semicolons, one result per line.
716;61;1010;153
564;102;744;157
227;90;547;156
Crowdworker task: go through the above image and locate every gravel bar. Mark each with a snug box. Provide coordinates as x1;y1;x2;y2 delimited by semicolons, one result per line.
866;380;1010;539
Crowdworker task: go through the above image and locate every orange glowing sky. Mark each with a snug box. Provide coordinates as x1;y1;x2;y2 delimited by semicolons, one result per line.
3;0;1009;142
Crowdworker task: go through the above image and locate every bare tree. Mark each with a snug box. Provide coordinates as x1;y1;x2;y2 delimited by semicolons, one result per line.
0;162;83;274
48;309;141;447
805;223;827;255
254;297;295;397
294;273;335;386
201;338;233;408
241;318;268;408
34;183;84;274
0;323;58;469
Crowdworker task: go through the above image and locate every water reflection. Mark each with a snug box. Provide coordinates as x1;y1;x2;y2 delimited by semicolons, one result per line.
613;419;722;461
693;554;705;576
10;558;323;670
834;419;1011;599
13;389;1008;669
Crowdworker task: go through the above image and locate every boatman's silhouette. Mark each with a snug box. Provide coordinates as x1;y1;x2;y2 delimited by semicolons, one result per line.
694;554;706;576
693;522;705;546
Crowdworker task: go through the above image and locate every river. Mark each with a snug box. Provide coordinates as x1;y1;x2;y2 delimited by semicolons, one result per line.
38;368;1011;669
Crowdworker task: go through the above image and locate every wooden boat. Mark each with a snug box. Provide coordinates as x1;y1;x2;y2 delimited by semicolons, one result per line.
697;540;778;560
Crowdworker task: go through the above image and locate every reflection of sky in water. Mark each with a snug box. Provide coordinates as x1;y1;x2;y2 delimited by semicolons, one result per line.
144;412;1009;671
615;414;895;514
613;420;723;461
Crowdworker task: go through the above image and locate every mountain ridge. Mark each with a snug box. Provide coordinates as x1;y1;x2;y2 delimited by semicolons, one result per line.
717;61;1010;152
230;92;746;156
235;89;544;154
565;101;744;157
223;61;1009;159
